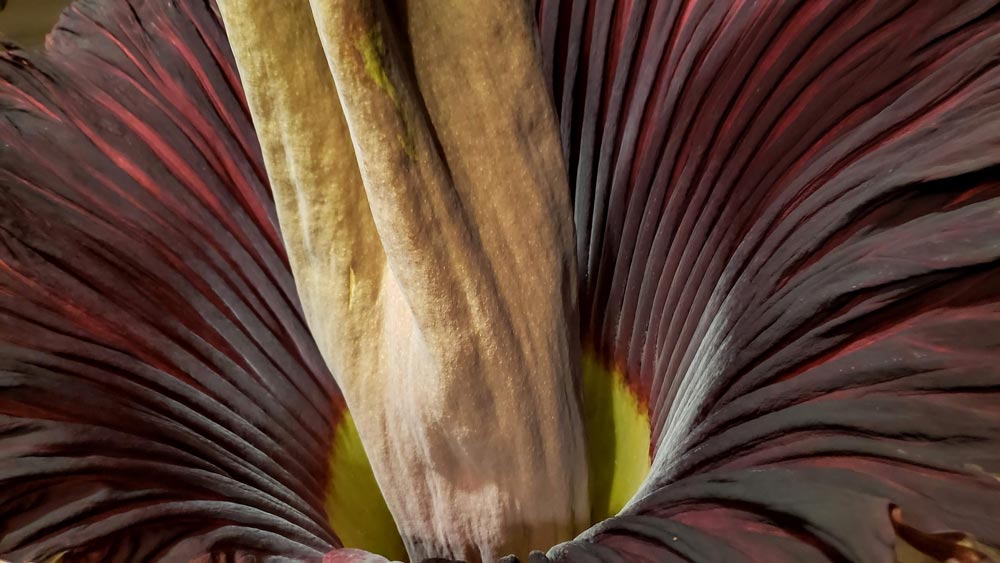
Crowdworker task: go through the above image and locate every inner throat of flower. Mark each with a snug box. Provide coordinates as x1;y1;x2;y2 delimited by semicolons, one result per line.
323;352;651;561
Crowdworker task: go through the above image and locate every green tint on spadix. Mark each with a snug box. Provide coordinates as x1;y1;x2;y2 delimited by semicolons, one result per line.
326;411;407;561
582;353;652;523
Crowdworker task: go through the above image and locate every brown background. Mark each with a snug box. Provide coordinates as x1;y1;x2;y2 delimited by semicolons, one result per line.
0;0;73;47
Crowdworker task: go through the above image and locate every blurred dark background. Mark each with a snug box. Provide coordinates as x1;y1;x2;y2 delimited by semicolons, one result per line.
0;0;73;47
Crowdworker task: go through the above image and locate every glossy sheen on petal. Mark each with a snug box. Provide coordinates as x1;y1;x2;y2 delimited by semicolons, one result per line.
534;0;1000;561
218;1;588;561
0;1;387;561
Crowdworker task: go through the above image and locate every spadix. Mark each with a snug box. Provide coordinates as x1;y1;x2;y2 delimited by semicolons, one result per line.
218;1;589;560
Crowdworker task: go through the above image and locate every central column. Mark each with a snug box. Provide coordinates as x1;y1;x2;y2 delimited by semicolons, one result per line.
218;1;590;560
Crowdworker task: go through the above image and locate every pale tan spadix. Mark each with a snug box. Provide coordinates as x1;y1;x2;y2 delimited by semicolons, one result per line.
217;1;589;560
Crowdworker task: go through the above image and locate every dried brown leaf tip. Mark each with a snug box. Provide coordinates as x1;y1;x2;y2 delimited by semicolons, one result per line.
893;507;997;563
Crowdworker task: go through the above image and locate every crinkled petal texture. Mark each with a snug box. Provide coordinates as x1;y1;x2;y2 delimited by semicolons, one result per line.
0;1;397;561
536;0;1000;561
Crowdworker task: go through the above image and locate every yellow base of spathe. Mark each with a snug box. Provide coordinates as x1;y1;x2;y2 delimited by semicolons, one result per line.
326;411;407;561
581;354;652;523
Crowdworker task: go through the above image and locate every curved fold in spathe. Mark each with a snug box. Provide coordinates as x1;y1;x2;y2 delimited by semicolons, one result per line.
0;1;394;560
538;0;1000;561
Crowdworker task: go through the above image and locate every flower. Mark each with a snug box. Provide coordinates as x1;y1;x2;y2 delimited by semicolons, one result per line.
2;1;1000;562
